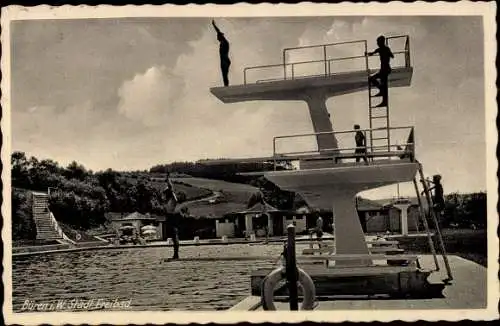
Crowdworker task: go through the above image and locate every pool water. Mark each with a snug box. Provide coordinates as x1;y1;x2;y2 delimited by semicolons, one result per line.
12;243;308;311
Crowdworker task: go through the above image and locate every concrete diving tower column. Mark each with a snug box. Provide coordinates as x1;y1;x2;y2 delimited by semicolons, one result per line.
210;67;413;153
264;161;419;266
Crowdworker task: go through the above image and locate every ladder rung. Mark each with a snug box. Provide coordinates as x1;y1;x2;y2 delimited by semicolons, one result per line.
372;137;389;140
370;115;388;119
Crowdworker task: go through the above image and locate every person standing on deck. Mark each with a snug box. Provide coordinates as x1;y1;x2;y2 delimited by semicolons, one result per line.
164;173;180;260
172;227;180;259
309;213;324;249
366;35;394;107
354;124;368;163
315;214;324;249
212;20;231;87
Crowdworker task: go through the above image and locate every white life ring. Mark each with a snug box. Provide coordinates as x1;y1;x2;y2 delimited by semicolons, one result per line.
261;266;316;310
75;233;82;241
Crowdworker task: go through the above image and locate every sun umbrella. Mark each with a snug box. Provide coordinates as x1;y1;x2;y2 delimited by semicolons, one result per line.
119;225;135;230
142;229;157;235
141;225;157;231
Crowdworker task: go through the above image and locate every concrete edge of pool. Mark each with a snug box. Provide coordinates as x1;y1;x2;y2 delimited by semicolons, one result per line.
13;233;434;258
11;238;310;257
12;234;339;257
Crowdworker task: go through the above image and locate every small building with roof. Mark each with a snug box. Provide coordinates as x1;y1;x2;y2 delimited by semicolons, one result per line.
356;197;424;234
108;211;164;240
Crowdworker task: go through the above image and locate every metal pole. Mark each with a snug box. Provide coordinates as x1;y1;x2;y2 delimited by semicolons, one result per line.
286;224;299;310
283;50;287;80
273;138;277;171
364;40;374;154
413;178;440;271
323;45;327;76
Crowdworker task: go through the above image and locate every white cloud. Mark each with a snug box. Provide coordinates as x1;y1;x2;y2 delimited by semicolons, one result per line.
117;66;185;127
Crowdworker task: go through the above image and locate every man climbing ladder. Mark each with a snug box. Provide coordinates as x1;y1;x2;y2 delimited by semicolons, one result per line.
366;35;394;107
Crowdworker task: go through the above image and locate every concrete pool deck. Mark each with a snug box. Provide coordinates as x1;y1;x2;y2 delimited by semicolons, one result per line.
12;232;438;257
230;255;487;311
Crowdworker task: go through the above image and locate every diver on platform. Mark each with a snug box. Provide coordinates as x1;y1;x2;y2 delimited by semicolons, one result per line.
212;20;231;87
366;35;394;107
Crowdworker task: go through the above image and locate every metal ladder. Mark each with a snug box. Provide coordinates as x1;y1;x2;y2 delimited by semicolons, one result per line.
367;73;391;154
415;161;453;282
365;38;393;154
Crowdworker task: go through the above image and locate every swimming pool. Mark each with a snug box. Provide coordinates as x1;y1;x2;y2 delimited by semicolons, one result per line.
12;243;303;311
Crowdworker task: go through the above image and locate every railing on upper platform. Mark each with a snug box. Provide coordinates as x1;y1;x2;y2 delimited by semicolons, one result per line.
272;126;415;170
243;35;411;85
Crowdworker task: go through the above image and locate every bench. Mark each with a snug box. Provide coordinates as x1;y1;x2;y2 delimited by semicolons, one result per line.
333;150;411;163
297;254;419;268
367;240;400;246
302;246;403;256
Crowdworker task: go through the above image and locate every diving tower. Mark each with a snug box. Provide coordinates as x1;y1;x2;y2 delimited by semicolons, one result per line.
206;34;452;291
210;36;413;153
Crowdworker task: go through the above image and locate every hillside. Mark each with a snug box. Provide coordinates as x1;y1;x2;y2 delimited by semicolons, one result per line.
172;177;259;204
171;177;261;218
124;176;213;202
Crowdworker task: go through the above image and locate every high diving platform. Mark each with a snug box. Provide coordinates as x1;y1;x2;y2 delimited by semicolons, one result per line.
210;37;412;103
210;67;412;103
204;35;454;302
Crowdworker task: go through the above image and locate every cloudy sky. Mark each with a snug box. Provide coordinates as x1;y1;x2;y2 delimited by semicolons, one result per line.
9;15;486;196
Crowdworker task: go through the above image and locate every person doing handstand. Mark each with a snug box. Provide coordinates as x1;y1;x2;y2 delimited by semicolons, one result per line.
366;35;394;107
212;20;231;87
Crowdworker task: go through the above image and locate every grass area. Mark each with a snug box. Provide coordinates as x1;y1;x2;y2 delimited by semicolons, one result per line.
123;176;213;201
455;253;487;267
58;222;102;243
13;239;60;247
173;177;259;204
397;229;487;267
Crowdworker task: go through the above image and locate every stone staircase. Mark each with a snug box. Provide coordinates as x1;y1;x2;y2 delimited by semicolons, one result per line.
32;192;63;240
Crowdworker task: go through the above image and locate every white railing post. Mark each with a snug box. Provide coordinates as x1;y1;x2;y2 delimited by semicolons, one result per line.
323;45;327;76
273;137;277;171
283;49;287;80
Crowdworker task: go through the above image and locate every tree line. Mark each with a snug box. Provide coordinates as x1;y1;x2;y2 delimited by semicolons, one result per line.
11;151;180;233
11;151;487;241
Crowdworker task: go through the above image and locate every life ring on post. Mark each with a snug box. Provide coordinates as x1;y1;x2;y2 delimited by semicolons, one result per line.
261;266;316;310
75;233;82;241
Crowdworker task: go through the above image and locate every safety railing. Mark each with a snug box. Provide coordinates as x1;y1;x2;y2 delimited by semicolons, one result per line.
243;35;411;85
272;126;415;170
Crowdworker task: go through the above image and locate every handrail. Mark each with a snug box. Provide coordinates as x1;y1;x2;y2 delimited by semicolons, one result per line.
273;125;413;142
283;39;368;53
272;126;415;169
243;35;410;85
273;143;413;157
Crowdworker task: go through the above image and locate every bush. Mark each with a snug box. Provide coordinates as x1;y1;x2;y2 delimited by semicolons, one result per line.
11;189;37;240
444;192;487;228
